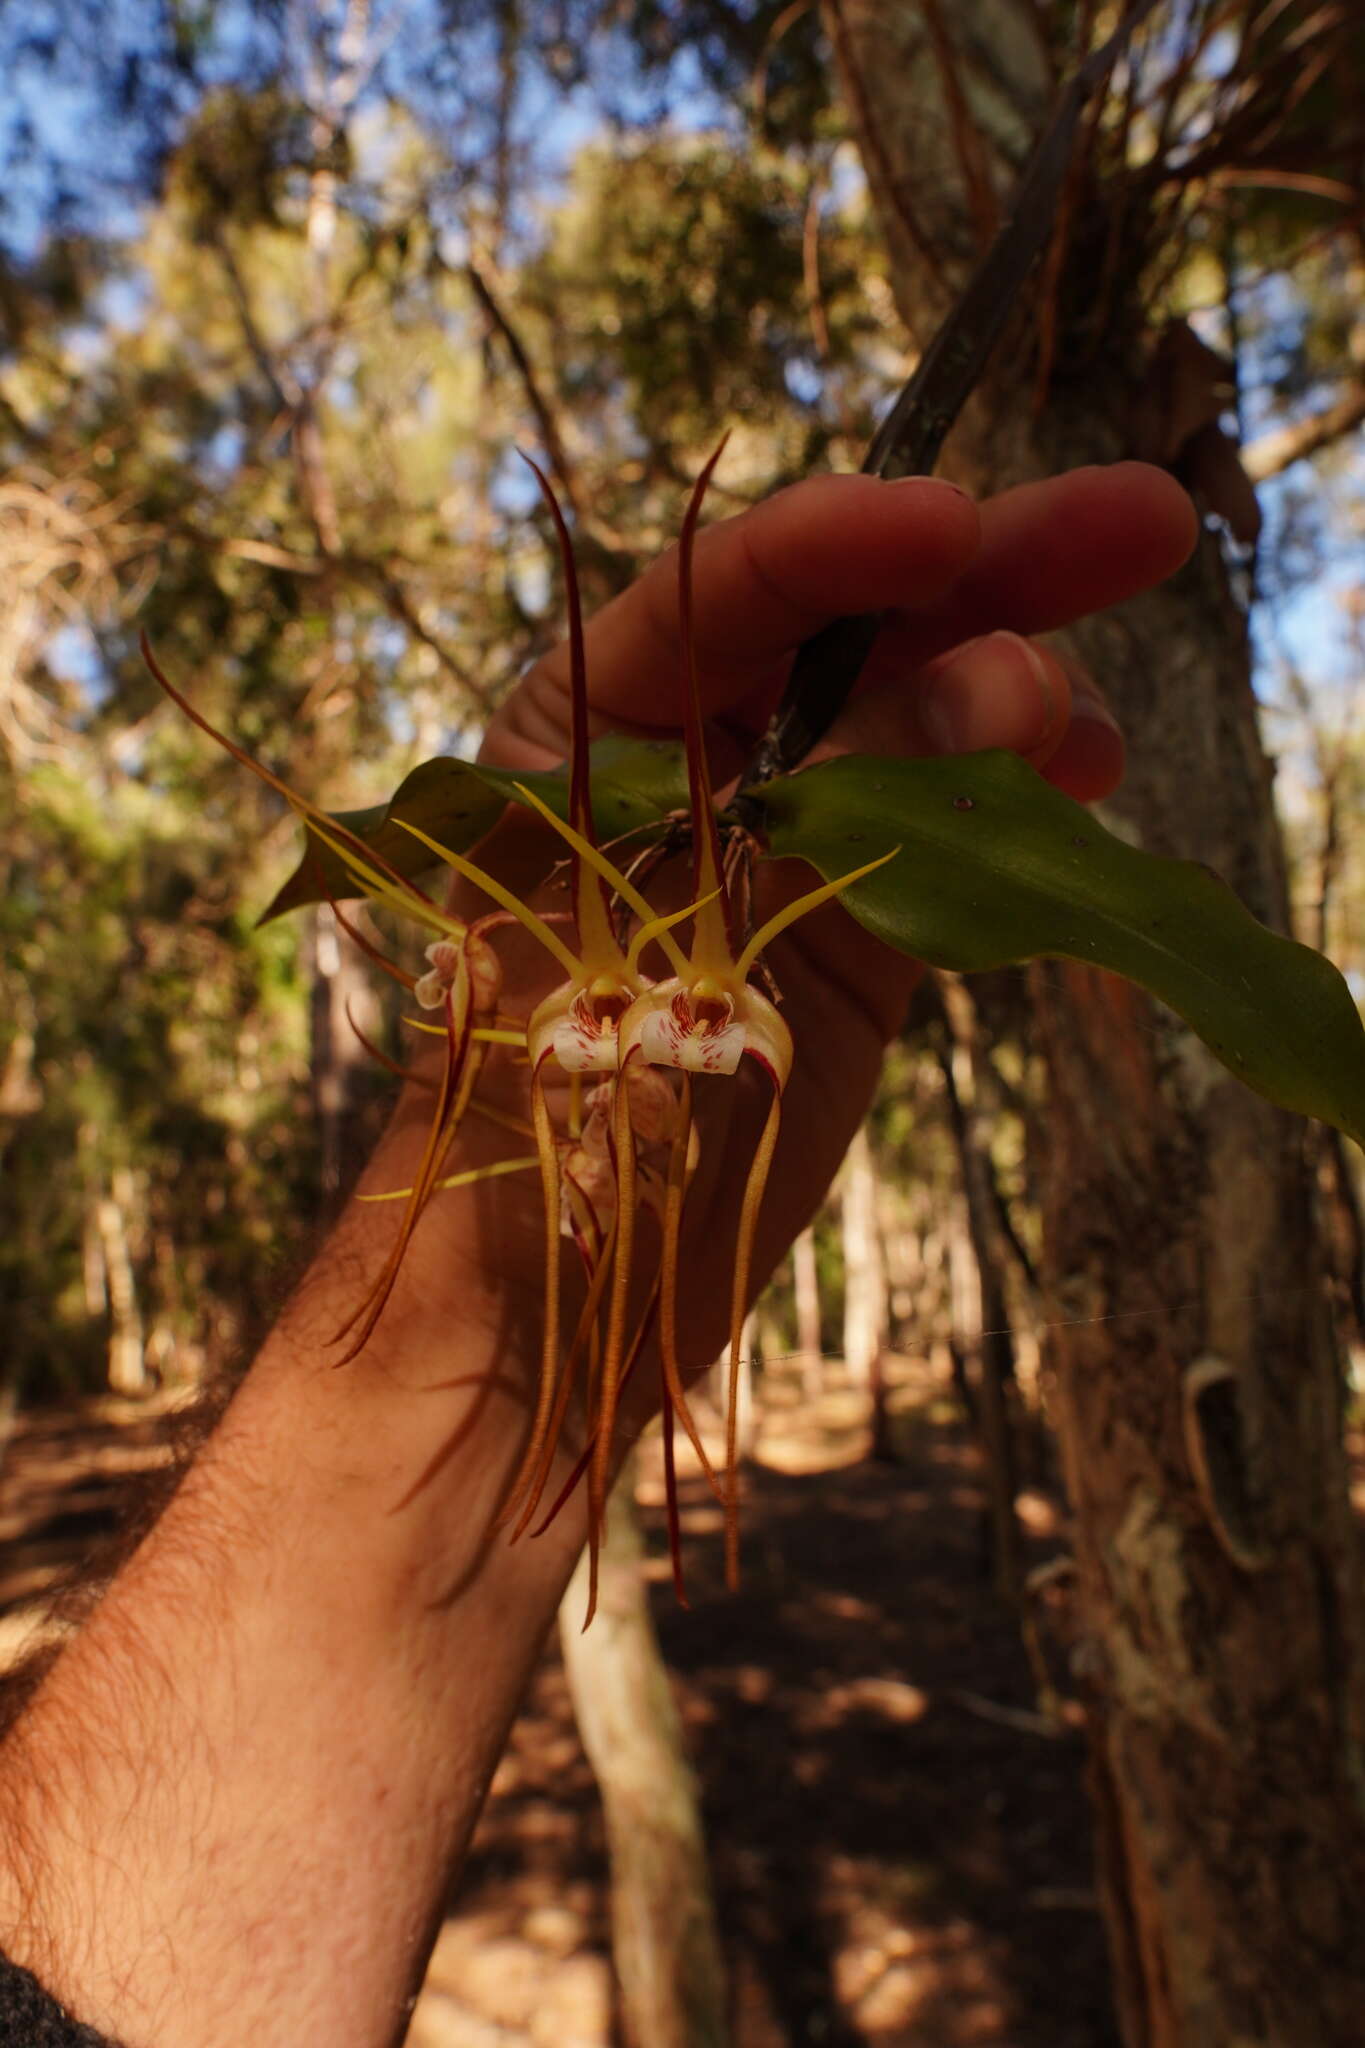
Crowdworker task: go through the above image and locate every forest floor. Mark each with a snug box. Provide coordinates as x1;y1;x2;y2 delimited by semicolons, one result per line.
0;1358;1191;2048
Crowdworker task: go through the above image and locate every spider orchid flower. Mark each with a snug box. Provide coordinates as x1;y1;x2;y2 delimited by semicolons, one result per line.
481;451;896;1614
600;445;898;1590
384;465;717;1569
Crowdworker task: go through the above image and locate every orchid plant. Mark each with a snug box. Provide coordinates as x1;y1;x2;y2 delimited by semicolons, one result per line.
150;450;1365;1624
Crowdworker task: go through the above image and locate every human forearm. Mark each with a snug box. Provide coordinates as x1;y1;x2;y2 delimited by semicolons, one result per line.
0;1108;582;2048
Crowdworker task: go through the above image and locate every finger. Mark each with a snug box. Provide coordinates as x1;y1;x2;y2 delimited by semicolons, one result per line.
484;463;1193;773
868;462;1197;676
815;630;1071;766
484;473;980;763
1031;651;1125;802
807;629;1127;802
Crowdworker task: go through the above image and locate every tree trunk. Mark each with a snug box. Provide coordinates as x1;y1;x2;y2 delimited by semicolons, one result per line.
937;995;1022;1600
792;1225;825;1399
829;6;1365;2040
559;1466;729;2048
310;904;380;1207
840;1124;887;1389
97;1168;148;1397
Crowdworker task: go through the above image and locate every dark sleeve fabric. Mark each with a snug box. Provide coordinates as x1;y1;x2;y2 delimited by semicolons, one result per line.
0;1951;123;2047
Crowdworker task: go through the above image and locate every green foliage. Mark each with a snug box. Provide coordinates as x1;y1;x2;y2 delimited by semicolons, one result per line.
0;758;314;1395
757;751;1365;1147
277;724;1365;1160
263;734;692;918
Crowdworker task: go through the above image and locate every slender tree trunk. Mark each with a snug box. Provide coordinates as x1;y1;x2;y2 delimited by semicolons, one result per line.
840;1124;887;1389
937;1006;1021;1599
98;1169;148;1397
310;905;379;1207
792;1225;825;1399
82;1196;107;1319
830;7;1365;2039
559;1467;728;2048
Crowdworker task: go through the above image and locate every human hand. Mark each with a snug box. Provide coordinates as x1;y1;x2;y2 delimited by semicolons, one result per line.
457;462;1195;1388
0;466;1195;2048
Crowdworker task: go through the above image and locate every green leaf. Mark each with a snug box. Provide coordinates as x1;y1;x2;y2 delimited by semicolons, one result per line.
259;735;691;922
754;751;1365;1147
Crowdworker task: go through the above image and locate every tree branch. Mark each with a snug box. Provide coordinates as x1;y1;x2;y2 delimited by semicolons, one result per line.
1242;379;1365;482
463;248;583;520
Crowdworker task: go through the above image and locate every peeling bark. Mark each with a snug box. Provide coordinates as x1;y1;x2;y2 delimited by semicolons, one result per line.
830;6;1365;2039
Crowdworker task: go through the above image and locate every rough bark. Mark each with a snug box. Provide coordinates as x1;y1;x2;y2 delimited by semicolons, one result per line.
559;1469;729;2048
937;992;1022;1599
828;5;1365;2041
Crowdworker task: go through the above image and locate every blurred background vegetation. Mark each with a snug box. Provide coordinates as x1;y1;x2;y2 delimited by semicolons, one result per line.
2;0;1358;1411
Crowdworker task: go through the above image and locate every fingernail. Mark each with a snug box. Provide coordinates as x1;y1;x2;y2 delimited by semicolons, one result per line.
1067;690;1121;736
919;631;1056;754
885;475;972;500
1046;689;1125;798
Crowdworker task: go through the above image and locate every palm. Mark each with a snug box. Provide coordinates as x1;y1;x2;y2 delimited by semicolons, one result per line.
469;462;1192;1377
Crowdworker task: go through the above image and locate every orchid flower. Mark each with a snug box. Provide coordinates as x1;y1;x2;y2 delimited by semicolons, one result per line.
601;445;897;1589
343;465;706;1598
147;449;898;1622
488;451;895;1607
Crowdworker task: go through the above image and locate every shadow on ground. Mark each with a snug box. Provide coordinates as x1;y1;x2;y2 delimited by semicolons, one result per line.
412;1374;1117;2048
0;1371;1117;2047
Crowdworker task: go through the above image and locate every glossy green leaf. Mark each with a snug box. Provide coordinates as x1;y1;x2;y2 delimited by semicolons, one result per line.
754;750;1365;1146
260;735;691;922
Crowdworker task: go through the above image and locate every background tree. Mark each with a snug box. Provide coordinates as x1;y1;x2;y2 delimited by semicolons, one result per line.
1;3;1363;2042
818;3;1365;2039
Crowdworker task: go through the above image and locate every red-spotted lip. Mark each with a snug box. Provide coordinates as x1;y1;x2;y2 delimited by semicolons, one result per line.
618;977;793;1089
529;983;628;1073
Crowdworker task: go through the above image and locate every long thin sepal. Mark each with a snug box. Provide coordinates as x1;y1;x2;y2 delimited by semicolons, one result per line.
530;1283;661;1541
658;1075;721;1496
518;454;592;845
625;888;723;978
662;1392;689;1608
511;782;689;978
517;452;618;964
724;1087;782;1589
332;989;478;1360
736;848;901;977
142;634;439;914
494;1066;565;1530
358;1155;539;1202
510;1212;618;1541
395;821;581;975
345;1000;435;1090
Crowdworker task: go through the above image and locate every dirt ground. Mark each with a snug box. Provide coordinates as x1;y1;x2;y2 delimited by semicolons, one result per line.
0;1363;1118;2048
